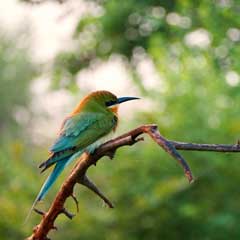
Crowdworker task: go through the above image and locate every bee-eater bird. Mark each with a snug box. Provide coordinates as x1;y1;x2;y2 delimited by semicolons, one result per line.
31;90;139;210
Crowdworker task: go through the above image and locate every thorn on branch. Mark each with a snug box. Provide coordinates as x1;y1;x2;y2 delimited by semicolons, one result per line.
33;225;39;234
130;136;144;145
135;137;144;142
105;149;116;160
61;208;75;220
34;208;45;216
52;225;58;231
70;193;79;212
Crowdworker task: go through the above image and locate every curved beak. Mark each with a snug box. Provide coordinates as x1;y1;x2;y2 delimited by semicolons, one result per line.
117;96;140;104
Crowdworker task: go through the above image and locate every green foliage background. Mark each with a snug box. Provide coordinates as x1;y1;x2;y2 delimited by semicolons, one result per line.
1;0;240;239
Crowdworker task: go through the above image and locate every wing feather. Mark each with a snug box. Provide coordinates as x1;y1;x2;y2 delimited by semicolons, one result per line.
49;111;117;154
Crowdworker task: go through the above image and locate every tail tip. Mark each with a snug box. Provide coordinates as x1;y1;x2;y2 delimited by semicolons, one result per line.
23;198;40;225
38;162;45;169
39;162;48;173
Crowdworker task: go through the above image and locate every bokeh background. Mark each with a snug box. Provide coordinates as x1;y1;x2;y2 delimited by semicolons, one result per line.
1;0;240;239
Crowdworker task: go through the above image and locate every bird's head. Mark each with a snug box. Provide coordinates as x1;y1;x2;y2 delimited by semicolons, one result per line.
71;90;139;115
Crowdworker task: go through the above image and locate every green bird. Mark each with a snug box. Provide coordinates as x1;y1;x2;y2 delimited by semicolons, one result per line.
32;90;139;208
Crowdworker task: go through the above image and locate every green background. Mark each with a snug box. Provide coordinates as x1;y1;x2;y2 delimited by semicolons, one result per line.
1;0;240;239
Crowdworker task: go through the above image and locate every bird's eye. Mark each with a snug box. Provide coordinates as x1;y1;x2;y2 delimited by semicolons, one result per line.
105;100;117;107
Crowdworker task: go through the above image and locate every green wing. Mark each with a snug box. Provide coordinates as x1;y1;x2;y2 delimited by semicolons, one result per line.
39;112;117;172
50;112;117;153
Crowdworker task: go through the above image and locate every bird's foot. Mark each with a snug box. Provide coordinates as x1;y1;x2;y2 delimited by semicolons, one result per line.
78;175;114;208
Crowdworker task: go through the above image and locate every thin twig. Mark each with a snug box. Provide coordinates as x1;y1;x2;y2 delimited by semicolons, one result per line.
33;208;45;216
78;175;114;208
172;141;240;152
27;124;240;240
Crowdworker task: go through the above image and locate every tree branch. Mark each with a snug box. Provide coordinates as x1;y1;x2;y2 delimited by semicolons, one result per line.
27;124;240;240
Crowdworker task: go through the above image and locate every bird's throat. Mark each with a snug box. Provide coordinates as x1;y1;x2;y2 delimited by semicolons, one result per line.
109;105;119;115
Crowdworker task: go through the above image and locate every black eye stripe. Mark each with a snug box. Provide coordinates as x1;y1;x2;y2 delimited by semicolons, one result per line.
105;100;117;107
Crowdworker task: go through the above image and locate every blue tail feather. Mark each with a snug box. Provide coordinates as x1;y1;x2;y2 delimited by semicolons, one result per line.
24;150;84;223
24;158;69;224
37;160;68;202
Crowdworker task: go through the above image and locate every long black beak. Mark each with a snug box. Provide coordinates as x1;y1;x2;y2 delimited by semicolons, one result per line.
117;96;140;104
